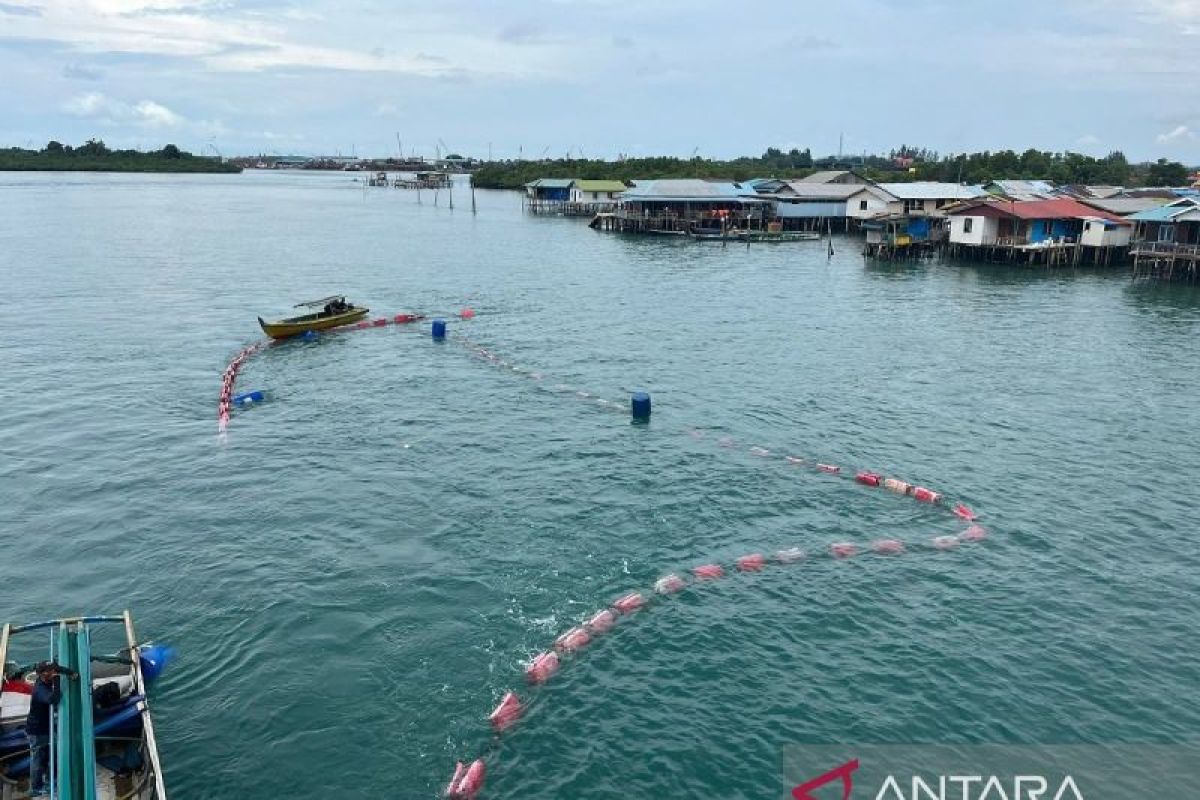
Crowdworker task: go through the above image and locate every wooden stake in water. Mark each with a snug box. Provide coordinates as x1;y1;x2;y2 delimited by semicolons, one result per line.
471;176;477;214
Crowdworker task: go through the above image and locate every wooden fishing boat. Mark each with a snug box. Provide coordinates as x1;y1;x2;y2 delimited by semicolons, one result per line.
737;230;822;242
258;296;368;339
0;612;168;800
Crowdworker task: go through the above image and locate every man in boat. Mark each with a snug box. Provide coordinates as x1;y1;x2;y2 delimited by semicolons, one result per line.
26;661;78;797
322;297;351;316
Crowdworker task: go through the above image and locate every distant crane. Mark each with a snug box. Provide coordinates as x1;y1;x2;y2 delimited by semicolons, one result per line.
538;146;550;160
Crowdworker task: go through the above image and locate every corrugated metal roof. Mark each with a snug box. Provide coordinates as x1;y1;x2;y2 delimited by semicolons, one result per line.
1061;185;1120;199
778;183;865;199
1127;197;1200;222
620;179;762;199
1120;188;1183;199
952;198;1128;223
776;182;889;200
877;182;987;200
988;180;1059;200
575;179;626;192
798;170;852;183
524;178;576;189
1079;197;1166;216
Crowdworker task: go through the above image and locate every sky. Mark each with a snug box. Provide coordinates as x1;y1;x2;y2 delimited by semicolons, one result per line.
1;0;1198;162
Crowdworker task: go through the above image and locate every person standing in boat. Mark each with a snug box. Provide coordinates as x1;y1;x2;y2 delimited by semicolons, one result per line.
26;661;78;797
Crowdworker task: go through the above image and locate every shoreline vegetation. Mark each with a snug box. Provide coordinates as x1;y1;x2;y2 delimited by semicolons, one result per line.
0;139;242;173
2;140;1190;187
471;146;1192;190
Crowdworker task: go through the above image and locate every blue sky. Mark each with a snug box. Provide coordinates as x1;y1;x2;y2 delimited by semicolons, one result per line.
1;0;1198;162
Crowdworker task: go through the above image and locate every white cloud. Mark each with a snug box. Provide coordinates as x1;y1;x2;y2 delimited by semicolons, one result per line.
85;0;223;13
132;99;182;126
1137;0;1200;25
0;0;546;77
63;92;184;127
0;1;43;16
1156;124;1196;143
63;91;105;116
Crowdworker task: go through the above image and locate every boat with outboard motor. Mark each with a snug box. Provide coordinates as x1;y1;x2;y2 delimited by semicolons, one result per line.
258;296;369;339
0;613;168;800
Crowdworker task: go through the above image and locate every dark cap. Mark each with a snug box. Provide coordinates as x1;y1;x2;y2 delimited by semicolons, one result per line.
34;661;58;675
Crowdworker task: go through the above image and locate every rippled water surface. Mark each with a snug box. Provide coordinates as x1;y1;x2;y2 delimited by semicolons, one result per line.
2;171;1198;799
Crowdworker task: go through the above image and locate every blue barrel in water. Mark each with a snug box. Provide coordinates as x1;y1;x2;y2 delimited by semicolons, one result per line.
233;390;265;406
139;644;175;682
631;391;651;421
432;319;447;341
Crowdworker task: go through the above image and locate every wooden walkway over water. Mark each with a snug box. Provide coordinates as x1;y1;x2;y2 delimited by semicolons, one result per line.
1130;242;1200;281
526;200;617;217
945;241;1129;267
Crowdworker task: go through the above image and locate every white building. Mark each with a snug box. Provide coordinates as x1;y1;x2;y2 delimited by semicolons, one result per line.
876;182;988;217
948;214;1002;245
569;180;627;204
1079;217;1132;247
765;182;893;229
845;185;896;221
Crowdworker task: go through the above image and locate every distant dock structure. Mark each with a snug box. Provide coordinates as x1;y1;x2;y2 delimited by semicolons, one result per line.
396;171;452;189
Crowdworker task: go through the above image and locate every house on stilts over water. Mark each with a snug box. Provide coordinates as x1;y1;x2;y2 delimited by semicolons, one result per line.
861;182;988;258
1129;197;1200;281
524;178;629;216
944;197;1132;266
590;179;772;235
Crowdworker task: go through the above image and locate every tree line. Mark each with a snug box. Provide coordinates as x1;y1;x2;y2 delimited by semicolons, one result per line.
472;146;1194;190
0;139;242;173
